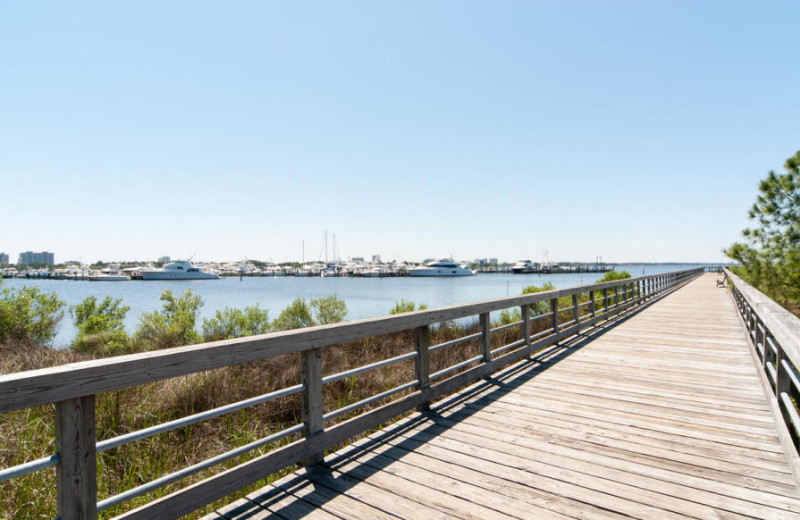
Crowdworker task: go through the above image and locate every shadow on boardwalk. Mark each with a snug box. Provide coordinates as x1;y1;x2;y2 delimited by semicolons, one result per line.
216;313;634;519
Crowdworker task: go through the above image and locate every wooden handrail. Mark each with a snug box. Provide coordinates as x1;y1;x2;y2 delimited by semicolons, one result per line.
724;268;800;453
0;268;703;520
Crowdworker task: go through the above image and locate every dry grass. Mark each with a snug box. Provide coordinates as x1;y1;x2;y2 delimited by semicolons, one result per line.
0;293;620;520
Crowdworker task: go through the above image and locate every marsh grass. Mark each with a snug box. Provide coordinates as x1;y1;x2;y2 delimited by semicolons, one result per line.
0;291;630;519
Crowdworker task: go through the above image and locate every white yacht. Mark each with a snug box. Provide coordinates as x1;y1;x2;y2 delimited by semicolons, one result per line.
408;258;475;277
140;260;220;280
511;260;538;274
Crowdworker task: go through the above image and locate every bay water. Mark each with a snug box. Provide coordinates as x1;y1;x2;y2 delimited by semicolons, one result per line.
3;264;706;348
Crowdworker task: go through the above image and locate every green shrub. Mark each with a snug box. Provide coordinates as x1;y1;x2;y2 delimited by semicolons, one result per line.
201;305;271;341
71;296;130;354
596;270;631;282
496;308;522;326
273;295;349;330
522;282;556;315
0;283;65;346
273;298;315;330
310;295;347;325
135;289;203;349
389;300;428;314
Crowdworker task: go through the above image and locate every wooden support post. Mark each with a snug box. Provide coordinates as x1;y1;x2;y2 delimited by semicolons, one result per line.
56;396;97;520
479;312;491;363
776;342;792;423
775;338;788;397
414;325;431;411
589;290;596;318
614;286;620;311
550;298;559;334
301;347;324;466
520;304;531;347
603;288;609;315
755;316;765;364
572;294;580;331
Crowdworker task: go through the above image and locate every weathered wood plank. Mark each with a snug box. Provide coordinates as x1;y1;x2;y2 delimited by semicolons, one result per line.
56;396;97;520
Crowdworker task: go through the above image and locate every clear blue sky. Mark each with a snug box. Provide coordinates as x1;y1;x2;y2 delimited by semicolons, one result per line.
2;1;798;264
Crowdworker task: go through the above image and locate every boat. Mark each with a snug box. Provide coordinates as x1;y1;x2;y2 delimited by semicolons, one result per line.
89;264;130;281
511;260;539;274
140;260;220;280
88;273;131;281
408;258;475;277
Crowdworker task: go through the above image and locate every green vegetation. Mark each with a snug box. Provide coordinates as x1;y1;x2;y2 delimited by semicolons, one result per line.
71;296;130;354
0;283;65;346
272;298;315;330
310;295;348;325
134;289;204;349
596;270;631;282
201;305;271;341
522;282;557;315
389;299;428;314
272;295;348;330
727;150;800;314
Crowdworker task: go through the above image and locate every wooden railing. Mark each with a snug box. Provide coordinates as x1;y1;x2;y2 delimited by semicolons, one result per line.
0;268;703;520
725;269;800;452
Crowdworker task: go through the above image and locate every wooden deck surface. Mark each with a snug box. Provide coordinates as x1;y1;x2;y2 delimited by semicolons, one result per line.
203;274;800;519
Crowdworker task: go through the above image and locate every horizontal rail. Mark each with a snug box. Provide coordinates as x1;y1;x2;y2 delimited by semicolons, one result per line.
0;454;59;483
430;355;485;380
97;384;304;453
97;424;303;512
323;380;418;421
491;338;526;356
429;332;481;353
491;320;523;333
322;352;417;385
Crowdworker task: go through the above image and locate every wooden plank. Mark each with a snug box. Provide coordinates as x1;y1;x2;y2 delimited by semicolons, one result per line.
56;396;97;520
395;417;800;520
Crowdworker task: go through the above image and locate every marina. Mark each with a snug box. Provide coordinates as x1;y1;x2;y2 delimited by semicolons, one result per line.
1;260;618;281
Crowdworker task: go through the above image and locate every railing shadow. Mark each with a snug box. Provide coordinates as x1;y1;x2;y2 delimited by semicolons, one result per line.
211;288;673;519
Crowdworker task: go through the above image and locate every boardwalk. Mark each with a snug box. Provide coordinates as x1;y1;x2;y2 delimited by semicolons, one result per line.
205;274;800;520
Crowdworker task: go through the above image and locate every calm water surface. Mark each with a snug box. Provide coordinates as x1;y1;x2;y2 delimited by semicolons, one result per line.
4;264;705;348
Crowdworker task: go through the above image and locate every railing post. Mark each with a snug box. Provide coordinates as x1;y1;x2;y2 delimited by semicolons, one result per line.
479;312;491;363
755;316;765;365
301;347;324;466
520;304;531;347
550;298;559;336
589;290;596;318
614;286;620;311
775;337;788;397
572;294;580;331
414;325;431;411
56;396;97;520
603;288;609;314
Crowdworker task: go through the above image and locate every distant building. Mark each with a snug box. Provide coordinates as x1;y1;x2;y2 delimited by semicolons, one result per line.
0;252;8;264
18;251;55;266
489;258;498;265
371;254;381;264
474;258;488;267
350;257;365;263
158;256;171;264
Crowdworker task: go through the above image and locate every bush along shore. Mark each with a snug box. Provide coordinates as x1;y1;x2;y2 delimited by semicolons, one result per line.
0;271;631;519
